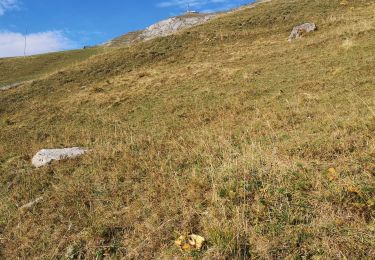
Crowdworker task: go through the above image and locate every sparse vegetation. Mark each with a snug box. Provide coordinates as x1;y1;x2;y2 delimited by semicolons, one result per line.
0;0;374;258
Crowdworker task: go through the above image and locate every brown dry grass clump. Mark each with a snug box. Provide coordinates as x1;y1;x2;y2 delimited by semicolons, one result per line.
0;0;374;258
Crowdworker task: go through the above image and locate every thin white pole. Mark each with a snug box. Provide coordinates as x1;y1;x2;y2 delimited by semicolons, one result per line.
24;27;28;57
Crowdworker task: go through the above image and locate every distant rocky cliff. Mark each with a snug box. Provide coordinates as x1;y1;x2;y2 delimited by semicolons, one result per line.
102;1;273;47
104;13;216;46
139;14;215;40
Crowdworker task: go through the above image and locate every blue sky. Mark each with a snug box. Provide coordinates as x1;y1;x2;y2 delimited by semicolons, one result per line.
0;0;251;57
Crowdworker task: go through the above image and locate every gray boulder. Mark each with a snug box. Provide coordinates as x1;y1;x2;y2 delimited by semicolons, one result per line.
288;23;317;42
32;147;88;167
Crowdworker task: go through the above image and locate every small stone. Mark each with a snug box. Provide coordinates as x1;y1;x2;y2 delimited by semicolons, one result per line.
32;147;88;167
19;196;43;210
288;23;317;42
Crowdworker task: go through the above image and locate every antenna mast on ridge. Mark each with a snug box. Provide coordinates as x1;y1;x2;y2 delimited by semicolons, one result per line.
186;2;198;14
24;27;28;58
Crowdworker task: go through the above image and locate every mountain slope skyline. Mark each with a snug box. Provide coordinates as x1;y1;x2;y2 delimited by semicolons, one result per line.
0;0;252;57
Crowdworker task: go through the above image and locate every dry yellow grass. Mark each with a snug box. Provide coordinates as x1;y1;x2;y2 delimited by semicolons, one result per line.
0;48;102;88
0;0;374;258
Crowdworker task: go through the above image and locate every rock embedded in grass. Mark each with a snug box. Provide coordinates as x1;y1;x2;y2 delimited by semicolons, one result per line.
19;196;43;210
32;147;88;167
288;22;317;42
0;82;22;91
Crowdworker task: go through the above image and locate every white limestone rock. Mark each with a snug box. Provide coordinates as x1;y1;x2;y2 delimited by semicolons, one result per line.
103;14;216;46
288;23;317;42
19;196;43;210
139;14;215;41
0;82;21;91
32;147;88;167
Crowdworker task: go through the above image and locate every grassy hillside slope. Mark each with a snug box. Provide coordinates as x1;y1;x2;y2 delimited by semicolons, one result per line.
1;0;374;258
0;48;102;88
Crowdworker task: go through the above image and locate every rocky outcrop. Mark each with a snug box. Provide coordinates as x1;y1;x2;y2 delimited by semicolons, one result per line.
288;23;317;42
104;13;215;46
139;14;215;41
32;147;88;167
103;1;277;47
